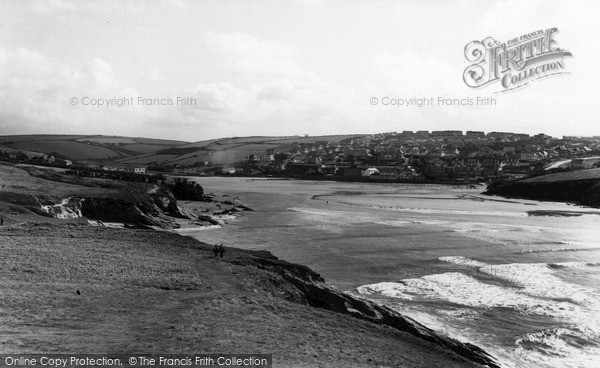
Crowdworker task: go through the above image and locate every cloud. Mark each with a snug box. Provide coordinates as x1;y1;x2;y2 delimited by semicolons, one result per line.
79;58;120;93
192;31;355;135
139;67;165;82
27;0;186;15
371;51;460;95
184;82;247;114
0;37;405;140
204;31;301;78
289;0;326;6
28;0;78;14
0;40;358;140
0;47;143;135
228;5;242;17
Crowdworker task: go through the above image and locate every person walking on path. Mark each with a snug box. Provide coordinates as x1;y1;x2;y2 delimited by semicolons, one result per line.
218;244;225;258
213;244;219;258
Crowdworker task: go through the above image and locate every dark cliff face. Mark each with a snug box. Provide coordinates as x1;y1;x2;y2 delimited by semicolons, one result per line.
229;254;501;368
485;178;600;208
582;182;600;207
80;197;151;224
79;191;187;228
0;189;189;227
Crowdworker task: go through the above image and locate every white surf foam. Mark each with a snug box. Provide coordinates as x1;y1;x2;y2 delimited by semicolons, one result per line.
212;214;237;223
513;327;600;368
442;221;571;248
436;258;600;313
479;262;600;308
175;224;222;232
520;247;600;254
358;272;577;317
439;256;488;268
359;257;600;368
549;261;600;268
374;220;412;226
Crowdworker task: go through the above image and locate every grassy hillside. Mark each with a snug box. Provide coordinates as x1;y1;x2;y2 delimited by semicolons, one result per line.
0;134;88;142
1;134;364;166
0;164;120;199
7;140;124;160
0;223;489;367
118;134;365;166
0;144;45;157
0;135;189;161
521;168;600;183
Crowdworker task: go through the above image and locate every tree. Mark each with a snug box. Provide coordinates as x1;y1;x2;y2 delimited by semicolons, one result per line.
274;152;288;163
344;153;355;164
168;178;205;201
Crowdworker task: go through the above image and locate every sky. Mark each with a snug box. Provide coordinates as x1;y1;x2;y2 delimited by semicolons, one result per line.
0;0;599;142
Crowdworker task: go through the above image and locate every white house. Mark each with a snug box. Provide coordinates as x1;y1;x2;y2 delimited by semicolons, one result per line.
362;167;380;176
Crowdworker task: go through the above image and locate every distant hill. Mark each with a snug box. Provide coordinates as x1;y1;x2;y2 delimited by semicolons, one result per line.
1;134;365;165
117;134;364;166
0;135;189;161
0;144;46;158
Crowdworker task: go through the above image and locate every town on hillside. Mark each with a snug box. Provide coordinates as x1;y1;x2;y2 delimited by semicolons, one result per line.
175;131;600;183
2;131;600;184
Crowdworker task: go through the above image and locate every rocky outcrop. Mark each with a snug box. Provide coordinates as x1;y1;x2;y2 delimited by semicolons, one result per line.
0;192;81;218
229;253;501;368
0;189;191;227
0;182;248;228
166;178;205;201
196;215;219;225
79;191;188;228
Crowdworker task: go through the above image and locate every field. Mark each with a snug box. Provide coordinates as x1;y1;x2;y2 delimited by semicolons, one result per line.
75;137;140;144
178;135;360;149
118;134;364;166
116;153;181;165
0;145;45;157
118;143;175;154
0;135;88;142
0;135;189;161
7;140;124;160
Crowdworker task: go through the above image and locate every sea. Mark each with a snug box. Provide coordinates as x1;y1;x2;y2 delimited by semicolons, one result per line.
178;177;600;368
